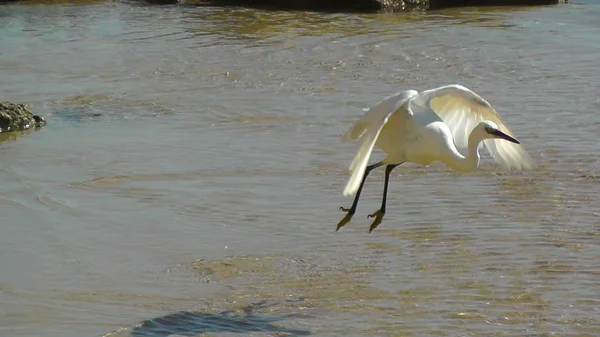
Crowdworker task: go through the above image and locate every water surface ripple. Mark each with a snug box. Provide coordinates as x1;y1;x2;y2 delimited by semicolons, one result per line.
1;2;599;336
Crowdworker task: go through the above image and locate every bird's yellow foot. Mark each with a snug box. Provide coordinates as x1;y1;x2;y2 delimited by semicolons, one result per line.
367;209;385;233
336;206;354;231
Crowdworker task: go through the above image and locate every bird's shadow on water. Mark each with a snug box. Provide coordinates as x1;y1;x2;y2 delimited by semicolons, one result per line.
129;300;312;337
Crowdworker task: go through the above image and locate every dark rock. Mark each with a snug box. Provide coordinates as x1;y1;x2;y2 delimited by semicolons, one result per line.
0;101;47;133
426;0;565;10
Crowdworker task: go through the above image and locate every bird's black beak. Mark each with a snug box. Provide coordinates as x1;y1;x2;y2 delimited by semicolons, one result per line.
491;130;520;144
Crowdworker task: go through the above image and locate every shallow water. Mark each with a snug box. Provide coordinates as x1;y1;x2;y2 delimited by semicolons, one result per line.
1;1;599;336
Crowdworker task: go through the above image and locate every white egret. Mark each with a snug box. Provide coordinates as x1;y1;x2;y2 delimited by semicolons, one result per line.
336;84;533;233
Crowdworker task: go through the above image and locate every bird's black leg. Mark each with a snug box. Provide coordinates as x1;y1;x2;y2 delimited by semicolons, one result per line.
367;162;404;233
336;162;384;231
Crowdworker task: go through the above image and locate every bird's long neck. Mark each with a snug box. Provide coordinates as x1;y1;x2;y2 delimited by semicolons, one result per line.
445;133;482;173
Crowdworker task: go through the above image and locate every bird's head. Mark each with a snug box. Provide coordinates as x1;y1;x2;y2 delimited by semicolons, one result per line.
477;121;520;144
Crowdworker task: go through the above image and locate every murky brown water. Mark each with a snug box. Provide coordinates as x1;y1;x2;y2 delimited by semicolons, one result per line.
1;1;599;336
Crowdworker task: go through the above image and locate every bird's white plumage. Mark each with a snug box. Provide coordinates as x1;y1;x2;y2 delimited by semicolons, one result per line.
342;84;533;197
342;90;418;197
413;84;534;170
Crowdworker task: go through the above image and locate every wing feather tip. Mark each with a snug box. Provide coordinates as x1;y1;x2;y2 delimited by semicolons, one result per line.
520;157;535;171
342;188;355;197
342;123;366;143
342;176;359;197
341;132;354;143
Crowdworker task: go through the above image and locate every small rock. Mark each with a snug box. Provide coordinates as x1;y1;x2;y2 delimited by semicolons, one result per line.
0;101;47;133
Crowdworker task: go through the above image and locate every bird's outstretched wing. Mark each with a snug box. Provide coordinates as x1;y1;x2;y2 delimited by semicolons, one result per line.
413;84;534;170
342;90;418;197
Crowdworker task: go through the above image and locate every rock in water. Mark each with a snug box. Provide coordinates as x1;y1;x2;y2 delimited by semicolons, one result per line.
0;101;47;133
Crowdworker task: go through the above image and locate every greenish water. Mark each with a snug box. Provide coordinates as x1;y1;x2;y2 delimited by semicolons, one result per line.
1;2;599;336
